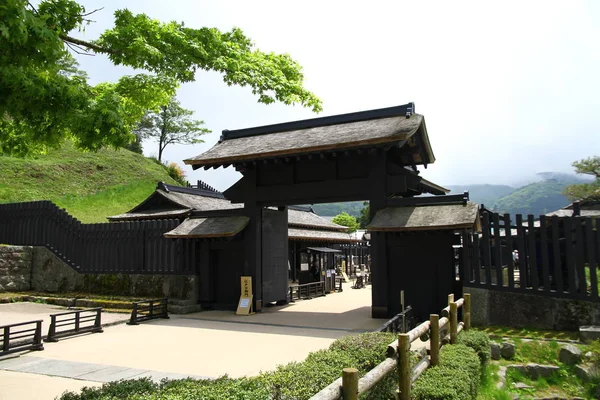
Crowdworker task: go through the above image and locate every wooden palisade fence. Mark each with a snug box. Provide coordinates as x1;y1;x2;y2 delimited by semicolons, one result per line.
462;211;599;302
0;201;197;275
310;293;470;400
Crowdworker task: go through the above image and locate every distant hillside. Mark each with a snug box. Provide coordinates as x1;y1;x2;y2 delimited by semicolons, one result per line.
311;201;365;217
0;142;176;222
447;184;515;208
491;180;571;216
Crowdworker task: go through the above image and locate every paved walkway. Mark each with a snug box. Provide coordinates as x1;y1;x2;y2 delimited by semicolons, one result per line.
0;286;384;400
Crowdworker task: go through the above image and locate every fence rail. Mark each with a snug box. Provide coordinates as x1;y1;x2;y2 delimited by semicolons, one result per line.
128;298;169;325
462;212;600;303
289;282;326;302
376;306;413;334
310;293;469;400
1;320;44;356
0;201;197;275
45;308;103;342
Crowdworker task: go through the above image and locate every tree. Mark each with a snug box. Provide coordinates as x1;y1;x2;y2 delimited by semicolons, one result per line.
562;156;600;201
332;212;360;233
0;0;322;156
358;201;371;228
135;97;210;162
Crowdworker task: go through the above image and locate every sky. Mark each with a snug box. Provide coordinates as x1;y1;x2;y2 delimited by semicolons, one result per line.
72;0;600;192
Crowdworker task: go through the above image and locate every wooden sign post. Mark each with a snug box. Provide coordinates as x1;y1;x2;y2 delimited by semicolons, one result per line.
236;276;254;315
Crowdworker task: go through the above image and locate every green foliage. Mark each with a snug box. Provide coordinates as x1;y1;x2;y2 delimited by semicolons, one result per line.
0;141;176;222
457;330;491;364
135;97;210;162
412;365;472;400
492;180;572;216
439;344;481;398
165;162;187;186
332;212;360;233
57;377;159;400
138;377;271;400
585;339;600;368
310;201;364;217
512;338;560;365
0;0;321;157
562;155;600;201
358;201;370;228
328;332;394;371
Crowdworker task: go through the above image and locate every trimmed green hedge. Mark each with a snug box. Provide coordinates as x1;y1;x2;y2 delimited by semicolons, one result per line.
57;332;397;400
413;344;481;400
457;329;490;365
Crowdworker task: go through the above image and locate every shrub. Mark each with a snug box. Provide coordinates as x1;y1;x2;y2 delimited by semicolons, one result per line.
457;329;491;364
260;351;355;400
57;378;159;400
137;377;271;400
412;366;471;400
439;344;481;399
329;332;395;370
165;162;186;186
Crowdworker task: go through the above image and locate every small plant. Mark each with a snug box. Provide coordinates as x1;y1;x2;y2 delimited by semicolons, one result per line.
165;162;186;186
440;344;481;398
413;365;472;400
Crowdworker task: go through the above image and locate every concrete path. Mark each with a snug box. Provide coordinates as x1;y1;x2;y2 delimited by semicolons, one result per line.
0;286;385;399
0;370;100;400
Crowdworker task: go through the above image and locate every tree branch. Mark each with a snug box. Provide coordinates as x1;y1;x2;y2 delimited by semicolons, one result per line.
59;34;114;54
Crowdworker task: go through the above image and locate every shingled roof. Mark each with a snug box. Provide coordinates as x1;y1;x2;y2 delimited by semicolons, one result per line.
288;208;348;231
367;202;480;232
184;103;434;169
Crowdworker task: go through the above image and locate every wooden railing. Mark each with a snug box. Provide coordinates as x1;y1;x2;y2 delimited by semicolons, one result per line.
45;308;103;342
289;282;326;302
128;298;169;325
375;306;413;334
1;320;44;356
310;293;470;400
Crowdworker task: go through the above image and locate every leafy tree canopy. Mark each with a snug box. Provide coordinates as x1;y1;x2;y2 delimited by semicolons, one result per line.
563;156;600;201
358;201;370;228
135;97;210;162
332;212;360;233
0;0;322;156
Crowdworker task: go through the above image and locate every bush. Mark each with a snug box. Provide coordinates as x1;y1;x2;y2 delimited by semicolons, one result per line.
57;378;159;400
329;332;395;370
412;366;471;400
260;351;356;400
439;344;481;399
136;377;271;400
457;329;490;365
165;162;186;186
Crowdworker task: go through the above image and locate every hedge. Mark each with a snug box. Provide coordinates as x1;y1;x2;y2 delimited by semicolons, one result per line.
412;344;481;400
457;329;490;365
57;332;397;400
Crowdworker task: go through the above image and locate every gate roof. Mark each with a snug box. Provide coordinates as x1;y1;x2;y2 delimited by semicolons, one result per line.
184;103;434;169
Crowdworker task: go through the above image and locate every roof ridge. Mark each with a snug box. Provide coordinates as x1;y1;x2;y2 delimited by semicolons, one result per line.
158;181;225;199
219;102;415;142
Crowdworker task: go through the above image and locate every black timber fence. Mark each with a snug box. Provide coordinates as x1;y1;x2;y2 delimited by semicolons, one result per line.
45;308;103;342
128;298;169;325
1;320;44;356
0;201;197;275
462;212;600;303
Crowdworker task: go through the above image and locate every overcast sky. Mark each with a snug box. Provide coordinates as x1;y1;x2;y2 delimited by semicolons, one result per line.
73;0;600;191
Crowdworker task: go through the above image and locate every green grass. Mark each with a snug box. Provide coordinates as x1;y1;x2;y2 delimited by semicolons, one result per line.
0;142;177;222
477;363;512;400
482;325;579;341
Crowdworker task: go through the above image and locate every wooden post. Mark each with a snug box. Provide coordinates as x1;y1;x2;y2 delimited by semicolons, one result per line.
464;293;471;330
429;314;440;366
397;333;410;400
450;302;458;344
342;368;359;400
448;293;454;305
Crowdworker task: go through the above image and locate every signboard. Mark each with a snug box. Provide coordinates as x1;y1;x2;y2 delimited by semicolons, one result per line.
300;263;309;271
236;276;254;315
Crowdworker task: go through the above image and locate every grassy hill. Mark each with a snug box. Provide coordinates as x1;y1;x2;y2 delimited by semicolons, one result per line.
491;180;571;216
447;184;515;208
0;142;176;223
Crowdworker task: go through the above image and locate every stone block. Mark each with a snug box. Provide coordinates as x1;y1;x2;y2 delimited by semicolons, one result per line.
579;325;600;343
558;343;582;365
501;342;515;360
490;342;501;360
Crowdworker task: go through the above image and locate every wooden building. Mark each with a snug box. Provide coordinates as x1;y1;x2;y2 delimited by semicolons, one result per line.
183;102;471;318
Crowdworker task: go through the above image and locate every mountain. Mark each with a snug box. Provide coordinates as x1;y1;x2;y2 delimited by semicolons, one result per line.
310;201;365;217
0;142;176;223
491;180;572;216
446;184;515;208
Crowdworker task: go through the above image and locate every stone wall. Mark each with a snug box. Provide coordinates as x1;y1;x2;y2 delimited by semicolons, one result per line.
0;246;32;291
465;287;600;330
1;246;200;310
